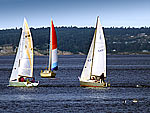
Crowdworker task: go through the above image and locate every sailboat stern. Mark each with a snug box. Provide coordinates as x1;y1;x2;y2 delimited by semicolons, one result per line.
40;70;56;78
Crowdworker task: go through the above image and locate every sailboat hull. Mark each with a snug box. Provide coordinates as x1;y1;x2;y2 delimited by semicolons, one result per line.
8;81;39;87
80;80;107;87
40;70;56;78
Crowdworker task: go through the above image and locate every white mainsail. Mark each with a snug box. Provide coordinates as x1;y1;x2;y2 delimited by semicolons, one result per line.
80;17;106;81
92;17;106;77
10;18;33;82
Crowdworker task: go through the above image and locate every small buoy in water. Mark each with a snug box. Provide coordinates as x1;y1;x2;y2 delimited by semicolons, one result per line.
108;83;111;87
133;99;138;103
123;100;126;104
136;85;142;87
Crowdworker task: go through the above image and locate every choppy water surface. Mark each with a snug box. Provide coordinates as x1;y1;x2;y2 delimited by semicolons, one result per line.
0;55;150;112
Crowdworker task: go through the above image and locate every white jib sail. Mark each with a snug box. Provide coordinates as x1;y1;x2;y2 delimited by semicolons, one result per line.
92;17;106;77
10;18;33;82
9;34;22;82
80;34;95;81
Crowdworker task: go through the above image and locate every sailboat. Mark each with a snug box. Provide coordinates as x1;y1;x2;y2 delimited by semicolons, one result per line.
8;18;39;87
79;16;108;87
40;19;58;78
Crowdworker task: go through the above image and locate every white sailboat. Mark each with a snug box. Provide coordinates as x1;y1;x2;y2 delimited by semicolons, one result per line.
40;19;58;78
8;18;39;87
79;16;108;87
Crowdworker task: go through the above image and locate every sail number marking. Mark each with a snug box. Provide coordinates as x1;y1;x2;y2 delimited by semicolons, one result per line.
88;59;91;62
98;49;104;52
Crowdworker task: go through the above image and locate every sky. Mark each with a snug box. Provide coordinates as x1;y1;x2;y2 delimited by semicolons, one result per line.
0;0;150;29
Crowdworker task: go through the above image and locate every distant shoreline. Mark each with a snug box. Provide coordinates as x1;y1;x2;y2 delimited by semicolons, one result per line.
1;51;150;56
1;44;150;56
1;27;150;56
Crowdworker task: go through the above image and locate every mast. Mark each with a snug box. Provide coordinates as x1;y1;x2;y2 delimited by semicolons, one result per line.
48;19;52;71
90;17;98;76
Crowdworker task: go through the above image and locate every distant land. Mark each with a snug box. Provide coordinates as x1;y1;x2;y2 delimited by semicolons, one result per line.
0;26;150;55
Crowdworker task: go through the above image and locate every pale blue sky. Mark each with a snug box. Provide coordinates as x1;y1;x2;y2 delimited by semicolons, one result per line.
0;0;150;29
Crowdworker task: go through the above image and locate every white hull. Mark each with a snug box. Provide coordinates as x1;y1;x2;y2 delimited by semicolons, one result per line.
8;81;39;87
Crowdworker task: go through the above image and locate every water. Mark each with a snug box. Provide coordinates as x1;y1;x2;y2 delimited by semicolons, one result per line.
0;55;150;112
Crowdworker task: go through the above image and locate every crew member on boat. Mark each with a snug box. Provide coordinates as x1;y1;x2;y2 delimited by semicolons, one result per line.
19;76;25;82
31;77;35;83
100;73;105;83
91;76;95;80
90;73;105;83
26;78;30;84
91;76;100;83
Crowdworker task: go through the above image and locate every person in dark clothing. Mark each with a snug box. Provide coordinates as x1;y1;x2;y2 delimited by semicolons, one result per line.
31;77;35;83
91;76;95;80
19;77;21;82
100;73;105;83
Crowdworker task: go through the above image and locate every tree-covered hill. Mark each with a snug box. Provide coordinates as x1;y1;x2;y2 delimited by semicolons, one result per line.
0;26;150;54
